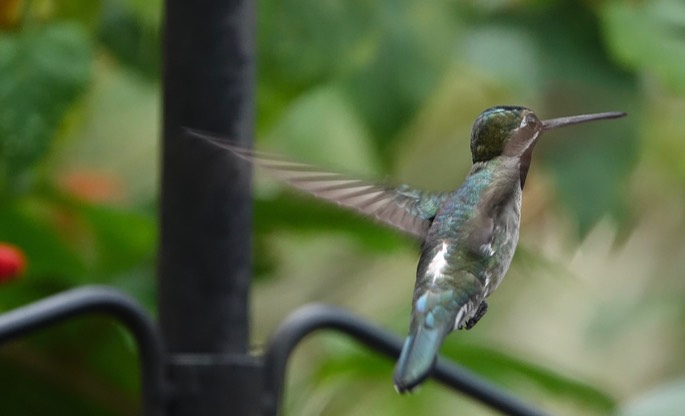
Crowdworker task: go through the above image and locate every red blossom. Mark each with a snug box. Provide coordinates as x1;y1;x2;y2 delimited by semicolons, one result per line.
0;243;26;282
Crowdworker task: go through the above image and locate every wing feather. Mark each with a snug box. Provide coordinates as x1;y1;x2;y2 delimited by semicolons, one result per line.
190;130;448;239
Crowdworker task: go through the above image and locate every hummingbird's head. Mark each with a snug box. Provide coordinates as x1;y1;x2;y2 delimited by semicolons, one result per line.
469;106;626;164
470;106;541;163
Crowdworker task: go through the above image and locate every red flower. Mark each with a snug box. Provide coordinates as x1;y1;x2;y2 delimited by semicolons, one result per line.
58;170;126;204
0;243;26;282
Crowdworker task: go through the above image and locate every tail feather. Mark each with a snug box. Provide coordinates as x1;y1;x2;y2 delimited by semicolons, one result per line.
393;325;444;393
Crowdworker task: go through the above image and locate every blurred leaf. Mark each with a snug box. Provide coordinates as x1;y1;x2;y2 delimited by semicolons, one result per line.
443;342;617;414
122;0;163;27
0;356;122;416
0;200;86;286
258;0;379;89
75;202;156;276
618;378;685;416
308;335;615;414
0;317;139;415
0;23;91;191
313;336;395;380
258;0;459;162
0;0;23;30
261;84;379;175
256;0;380;137
521;3;634;89
0;189;155;311
254;194;411;253
643;97;685;181
342;4;457;157
491;3;640;236
98;0;159;80
53;0;102;32
540;118;637;236
459;24;541;94
602;0;685;92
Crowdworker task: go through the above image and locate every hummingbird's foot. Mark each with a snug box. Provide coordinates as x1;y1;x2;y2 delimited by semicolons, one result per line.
461;301;488;330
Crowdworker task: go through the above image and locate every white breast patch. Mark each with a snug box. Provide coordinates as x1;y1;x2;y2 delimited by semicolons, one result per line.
427;241;449;283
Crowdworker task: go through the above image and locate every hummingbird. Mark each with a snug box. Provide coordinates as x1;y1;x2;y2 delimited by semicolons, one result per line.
190;106;625;393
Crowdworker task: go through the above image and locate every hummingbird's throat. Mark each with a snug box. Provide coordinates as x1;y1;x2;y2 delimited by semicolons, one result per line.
503;127;540;159
519;146;534;189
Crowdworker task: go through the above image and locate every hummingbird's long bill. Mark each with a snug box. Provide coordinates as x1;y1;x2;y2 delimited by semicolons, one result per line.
542;111;626;130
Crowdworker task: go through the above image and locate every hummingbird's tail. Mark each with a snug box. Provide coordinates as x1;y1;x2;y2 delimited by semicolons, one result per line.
393;324;444;393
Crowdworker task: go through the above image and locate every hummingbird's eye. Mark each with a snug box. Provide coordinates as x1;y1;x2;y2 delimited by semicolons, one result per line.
521;115;538;129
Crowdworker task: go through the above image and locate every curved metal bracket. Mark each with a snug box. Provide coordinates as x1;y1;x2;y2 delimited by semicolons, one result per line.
0;289;551;415
263;303;549;416
0;286;168;416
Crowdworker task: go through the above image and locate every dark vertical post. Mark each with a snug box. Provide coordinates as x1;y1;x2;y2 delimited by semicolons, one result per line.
159;0;259;415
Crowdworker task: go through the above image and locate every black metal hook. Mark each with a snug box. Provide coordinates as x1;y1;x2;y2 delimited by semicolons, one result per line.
0;288;552;415
263;303;550;416
0;286;168;416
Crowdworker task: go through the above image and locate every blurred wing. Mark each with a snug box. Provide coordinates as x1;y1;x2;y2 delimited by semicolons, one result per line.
191;130;447;239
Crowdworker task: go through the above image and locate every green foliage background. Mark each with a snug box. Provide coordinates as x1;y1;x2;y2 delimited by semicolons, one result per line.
1;0;685;414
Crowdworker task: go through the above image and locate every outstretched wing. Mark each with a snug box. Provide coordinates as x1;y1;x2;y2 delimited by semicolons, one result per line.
190;130;448;239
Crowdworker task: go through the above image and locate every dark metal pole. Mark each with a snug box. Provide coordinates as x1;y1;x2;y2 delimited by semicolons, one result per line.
0;286;167;416
159;0;259;415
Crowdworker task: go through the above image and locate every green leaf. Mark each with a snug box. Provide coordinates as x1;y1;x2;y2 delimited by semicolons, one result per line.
0;356;124;416
260;84;379;176
492;3;640;236
122;0;163;27
601;0;685;92
308;336;616;414
75;202;156;276
539;117;638;236
0;23;91;190
0;317;139;415
258;0;379;88
442;342;617;414
254;194;410;253
0;199;87;284
459;24;541;94
98;1;160;80
53;0;102;32
257;0;459;160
